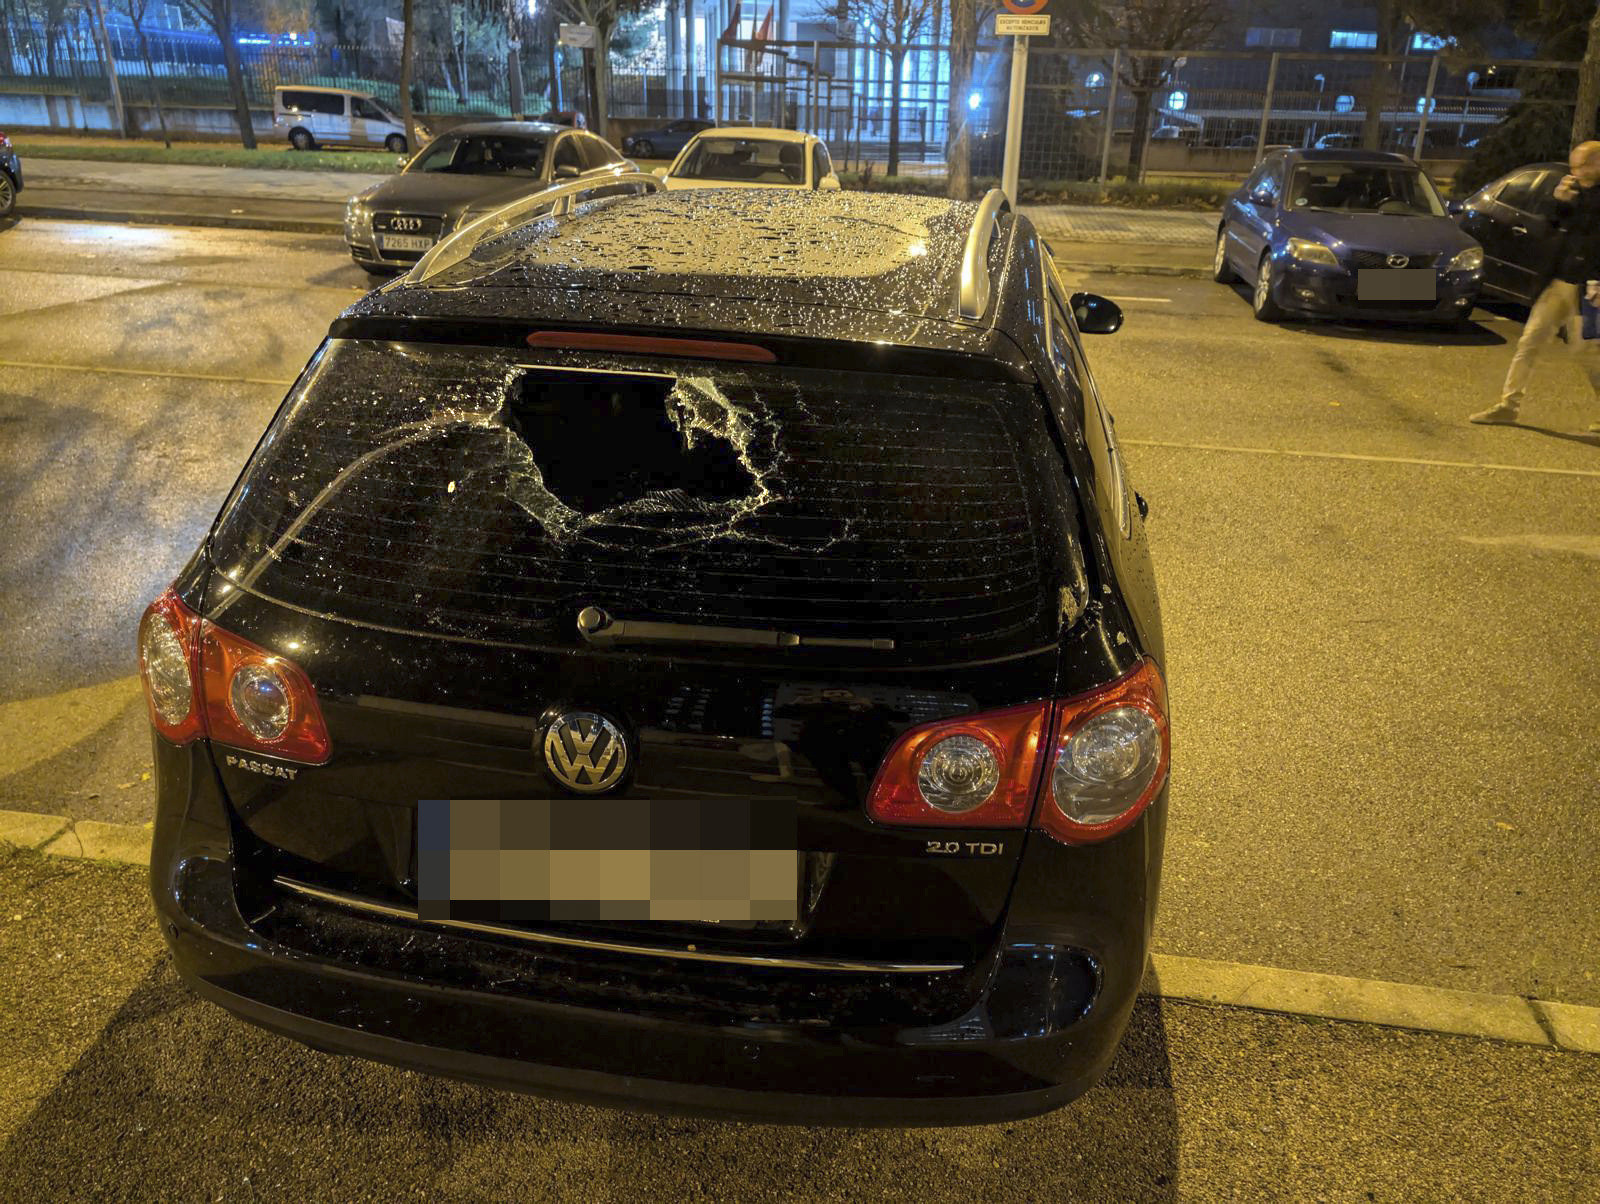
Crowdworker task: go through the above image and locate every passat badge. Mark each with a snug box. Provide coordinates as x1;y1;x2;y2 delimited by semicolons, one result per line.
542;712;629;794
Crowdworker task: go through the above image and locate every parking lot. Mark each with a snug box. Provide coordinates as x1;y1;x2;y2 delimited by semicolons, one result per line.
1;217;1597;1198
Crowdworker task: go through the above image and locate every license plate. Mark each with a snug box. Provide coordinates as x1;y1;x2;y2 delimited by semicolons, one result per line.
1357;268;1436;302
417;798;799;924
379;234;434;252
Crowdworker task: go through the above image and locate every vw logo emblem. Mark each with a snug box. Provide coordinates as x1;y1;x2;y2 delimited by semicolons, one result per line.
542;712;629;794
1386;253;1409;268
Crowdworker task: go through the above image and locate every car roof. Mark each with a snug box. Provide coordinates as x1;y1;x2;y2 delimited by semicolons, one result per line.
431;120;568;139
337;190;1031;365
274;84;371;97
1286;149;1417;165
686;126;811;144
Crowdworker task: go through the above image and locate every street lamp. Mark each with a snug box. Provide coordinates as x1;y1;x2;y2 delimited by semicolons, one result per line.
1311;72;1325;146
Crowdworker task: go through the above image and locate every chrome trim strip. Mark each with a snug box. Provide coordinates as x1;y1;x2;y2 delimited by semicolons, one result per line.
959;188;1011;321
273;876;963;974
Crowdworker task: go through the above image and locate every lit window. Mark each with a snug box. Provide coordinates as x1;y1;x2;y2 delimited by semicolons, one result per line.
1330;30;1378;50
1412;33;1453;52
1167;90;1188;112
1085;71;1106;89
1334;95;1356;113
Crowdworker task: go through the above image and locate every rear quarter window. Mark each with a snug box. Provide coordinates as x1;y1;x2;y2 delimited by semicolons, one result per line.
209;342;1079;659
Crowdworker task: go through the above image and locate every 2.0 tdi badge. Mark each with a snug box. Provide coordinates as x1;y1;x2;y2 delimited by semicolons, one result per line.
542;711;630;794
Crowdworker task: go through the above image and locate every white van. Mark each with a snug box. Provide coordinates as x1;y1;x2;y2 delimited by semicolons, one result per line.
273;86;427;153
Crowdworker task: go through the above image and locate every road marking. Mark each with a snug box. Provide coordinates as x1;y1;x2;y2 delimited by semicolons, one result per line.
1125;438;1600;480
0;677;142;782
0;359;296;387
4;806;1597;1054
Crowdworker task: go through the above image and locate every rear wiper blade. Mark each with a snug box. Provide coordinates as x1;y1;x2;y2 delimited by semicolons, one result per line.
576;606;894;651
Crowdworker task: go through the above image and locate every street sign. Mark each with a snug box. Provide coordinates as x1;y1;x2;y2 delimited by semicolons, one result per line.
558;23;597;48
996;14;1050;35
1001;0;1047;13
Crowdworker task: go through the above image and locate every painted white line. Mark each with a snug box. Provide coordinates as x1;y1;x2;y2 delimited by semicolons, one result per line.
1124;438;1600;480
0;359;296;387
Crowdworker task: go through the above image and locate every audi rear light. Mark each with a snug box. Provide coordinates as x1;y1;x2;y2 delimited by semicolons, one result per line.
1037;659;1169;845
865;702;1050;828
138;591;203;745
137;586;331;763
199;621;331;764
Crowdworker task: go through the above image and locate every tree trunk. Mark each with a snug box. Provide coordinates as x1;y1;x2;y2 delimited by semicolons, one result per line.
134;18;172;147
1573;2;1600;146
1127;87;1154;182
400;0;417;149
508;1;525;118
944;0;974;200
1360;0;1401;151
888;41;902;176
214;1;257;149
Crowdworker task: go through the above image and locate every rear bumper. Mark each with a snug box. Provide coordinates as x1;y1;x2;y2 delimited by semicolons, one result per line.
149;740;1152;1126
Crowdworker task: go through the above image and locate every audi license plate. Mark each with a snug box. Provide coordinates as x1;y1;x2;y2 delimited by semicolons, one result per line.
379;234;434;252
1357;268;1436;302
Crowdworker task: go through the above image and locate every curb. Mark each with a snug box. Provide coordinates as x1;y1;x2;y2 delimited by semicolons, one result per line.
1053;260;1211;280
16;202;342;236
4;805;1596;1055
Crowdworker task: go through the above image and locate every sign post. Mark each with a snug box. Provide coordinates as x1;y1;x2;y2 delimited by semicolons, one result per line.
996;1;1049;205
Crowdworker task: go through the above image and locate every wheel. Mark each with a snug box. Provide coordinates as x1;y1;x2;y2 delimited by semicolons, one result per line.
633;139;654;159
0;170;15;219
289;127;316;151
1212;225;1236;283
1252;254;1286;322
385;133;408;154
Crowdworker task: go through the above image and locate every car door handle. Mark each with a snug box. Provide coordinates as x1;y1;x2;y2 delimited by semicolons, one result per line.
1511;226;1529;236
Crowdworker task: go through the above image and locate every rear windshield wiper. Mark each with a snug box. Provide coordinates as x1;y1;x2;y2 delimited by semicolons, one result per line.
576;606;894;651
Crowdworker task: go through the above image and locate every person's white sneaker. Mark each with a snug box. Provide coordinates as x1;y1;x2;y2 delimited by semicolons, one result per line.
1469;402;1521;425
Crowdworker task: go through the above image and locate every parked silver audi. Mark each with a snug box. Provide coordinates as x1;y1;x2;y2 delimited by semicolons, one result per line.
344;120;638;275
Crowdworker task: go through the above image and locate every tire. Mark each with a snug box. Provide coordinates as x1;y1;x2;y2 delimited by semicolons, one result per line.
385;134;408;154
634;139;654;159
289;127;316;151
1252;254;1286;322
0;170;15;219
1212;225;1236;284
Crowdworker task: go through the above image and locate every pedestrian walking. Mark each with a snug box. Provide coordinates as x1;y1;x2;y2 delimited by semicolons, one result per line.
1471;141;1600;430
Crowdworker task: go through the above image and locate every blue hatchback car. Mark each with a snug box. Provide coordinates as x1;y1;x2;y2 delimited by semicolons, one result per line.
1214;149;1484;324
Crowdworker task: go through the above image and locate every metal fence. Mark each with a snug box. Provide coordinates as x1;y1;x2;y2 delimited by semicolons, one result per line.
0;15;1585;189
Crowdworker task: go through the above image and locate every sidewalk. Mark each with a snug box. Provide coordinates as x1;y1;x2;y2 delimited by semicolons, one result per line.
11;155;1219;276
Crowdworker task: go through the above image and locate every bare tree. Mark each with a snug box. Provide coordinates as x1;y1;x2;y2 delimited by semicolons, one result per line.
116;0;171;145
182;0;257;148
1574;0;1600;144
943;0;996;199
400;0;417;147
833;0;936;175
1056;0;1224;183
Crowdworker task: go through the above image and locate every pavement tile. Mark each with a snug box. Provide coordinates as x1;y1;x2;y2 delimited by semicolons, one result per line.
0;809;69;850
1537;1000;1600;1053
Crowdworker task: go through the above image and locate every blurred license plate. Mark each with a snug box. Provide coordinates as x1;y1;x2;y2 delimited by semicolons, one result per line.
1357;269;1436;301
379;234;434;252
417;798;799;923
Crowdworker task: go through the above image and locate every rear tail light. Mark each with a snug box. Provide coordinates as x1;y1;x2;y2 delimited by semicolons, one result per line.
865;702;1049;828
864;659;1169;841
138;592;202;745
1039;659;1169;845
137;588;331;764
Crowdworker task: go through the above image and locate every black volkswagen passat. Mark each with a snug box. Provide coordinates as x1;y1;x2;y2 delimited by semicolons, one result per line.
140;187;1169;1125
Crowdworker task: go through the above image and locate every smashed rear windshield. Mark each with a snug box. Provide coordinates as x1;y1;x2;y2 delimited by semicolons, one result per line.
208;341;1072;656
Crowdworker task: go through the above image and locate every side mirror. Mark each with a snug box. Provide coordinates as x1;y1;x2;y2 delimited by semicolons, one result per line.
554;164;582;180
651;166;669;178
1070;291;1124;335
818;174;841;192
1446;199;1465;217
1249;189;1274;207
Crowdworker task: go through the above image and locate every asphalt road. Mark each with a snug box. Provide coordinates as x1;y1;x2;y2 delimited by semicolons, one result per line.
0;217;1597;1195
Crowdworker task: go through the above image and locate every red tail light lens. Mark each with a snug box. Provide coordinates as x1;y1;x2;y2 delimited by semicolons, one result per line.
198;621;331;764
138;592;203;745
1037;659;1169;845
865;702;1050;828
137;588;331;764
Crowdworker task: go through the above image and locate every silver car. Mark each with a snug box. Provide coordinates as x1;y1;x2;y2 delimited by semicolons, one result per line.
344;121;640;275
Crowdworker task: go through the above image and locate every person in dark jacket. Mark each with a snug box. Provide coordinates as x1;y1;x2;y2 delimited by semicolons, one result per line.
1472;141;1600;429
